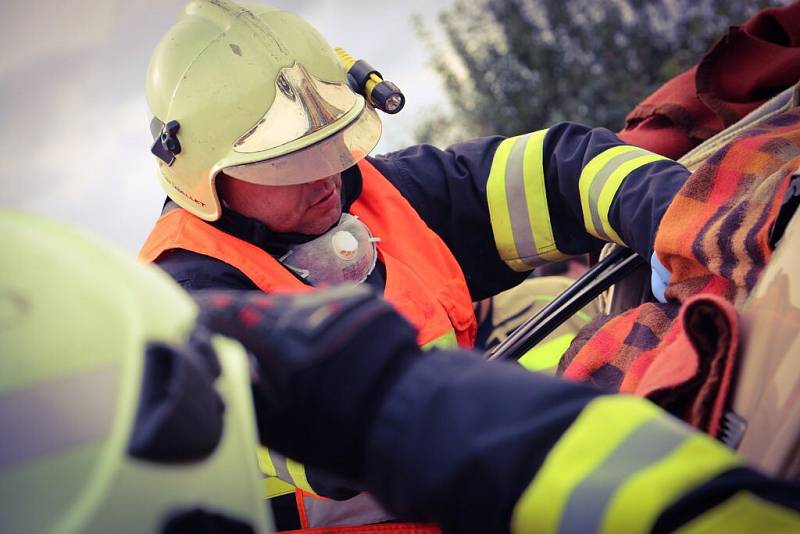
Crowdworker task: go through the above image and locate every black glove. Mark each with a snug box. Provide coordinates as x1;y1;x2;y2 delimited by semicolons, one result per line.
195;285;421;482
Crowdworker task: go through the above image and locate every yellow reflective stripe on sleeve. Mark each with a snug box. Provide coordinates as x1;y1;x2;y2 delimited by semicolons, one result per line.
600;433;740;534
677;491;800;533
578;146;641;239
487;138;522;268
487;130;569;272
262;476;296;499
421;329;458;351
287;457;315;494
266;449;292;483
258;447;297;498
510;396;741;534
578;146;669;245
258;448;316;494
520;130;564;264
595;153;667;244
512;396;662;533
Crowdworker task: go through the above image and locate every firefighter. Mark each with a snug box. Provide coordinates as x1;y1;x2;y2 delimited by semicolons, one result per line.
139;0;684;528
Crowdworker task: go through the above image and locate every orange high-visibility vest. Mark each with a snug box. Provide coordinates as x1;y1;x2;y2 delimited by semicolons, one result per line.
140;159;476;349
140;159;476;532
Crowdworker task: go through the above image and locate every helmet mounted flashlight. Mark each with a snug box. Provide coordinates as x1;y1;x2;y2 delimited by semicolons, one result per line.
335;48;405;114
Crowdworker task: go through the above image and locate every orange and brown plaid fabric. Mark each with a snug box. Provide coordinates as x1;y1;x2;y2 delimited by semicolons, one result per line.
559;109;800;434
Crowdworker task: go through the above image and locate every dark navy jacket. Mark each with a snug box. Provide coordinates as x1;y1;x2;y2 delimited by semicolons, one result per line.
155;123;687;301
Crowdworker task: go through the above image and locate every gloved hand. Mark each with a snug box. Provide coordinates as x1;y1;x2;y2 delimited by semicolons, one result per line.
650;251;672;303
195;285;421;482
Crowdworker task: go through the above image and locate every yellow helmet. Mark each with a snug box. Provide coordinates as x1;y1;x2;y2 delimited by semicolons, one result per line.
0;211;272;533
147;0;382;221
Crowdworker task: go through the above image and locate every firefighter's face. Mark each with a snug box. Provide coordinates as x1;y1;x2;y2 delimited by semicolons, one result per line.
218;173;343;235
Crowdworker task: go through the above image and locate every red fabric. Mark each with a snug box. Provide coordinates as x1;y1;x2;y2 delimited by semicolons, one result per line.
618;2;800;158
140;159;477;349
618;68;713;158
634;295;740;437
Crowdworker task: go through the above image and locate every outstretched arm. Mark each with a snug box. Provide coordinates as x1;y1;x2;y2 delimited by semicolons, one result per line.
372;123;689;299
197;287;800;533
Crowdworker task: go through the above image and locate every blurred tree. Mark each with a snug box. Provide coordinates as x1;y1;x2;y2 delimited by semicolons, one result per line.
413;0;789;146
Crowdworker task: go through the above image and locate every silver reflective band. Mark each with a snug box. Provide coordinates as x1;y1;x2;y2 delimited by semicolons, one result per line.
586;148;652;242
268;451;293;485
487;130;569;272
557;417;686;534
281;213;378;286
505;133;546;266
578;145;668;245
0;364;120;471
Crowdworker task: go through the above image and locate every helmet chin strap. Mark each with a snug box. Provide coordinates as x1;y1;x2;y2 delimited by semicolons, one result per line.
279;213;379;286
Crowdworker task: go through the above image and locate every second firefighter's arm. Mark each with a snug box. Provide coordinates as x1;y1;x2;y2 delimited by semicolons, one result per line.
198;287;800;533
371;122;690;300
364;349;800;533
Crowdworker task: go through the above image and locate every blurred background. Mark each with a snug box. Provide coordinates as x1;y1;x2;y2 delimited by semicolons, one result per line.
0;0;785;252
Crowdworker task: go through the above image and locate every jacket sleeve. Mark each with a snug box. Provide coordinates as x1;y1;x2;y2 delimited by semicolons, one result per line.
370;122;690;300
362;351;800;533
154;248;259;291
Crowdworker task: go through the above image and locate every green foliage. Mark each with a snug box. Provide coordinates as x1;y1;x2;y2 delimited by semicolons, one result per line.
414;0;788;146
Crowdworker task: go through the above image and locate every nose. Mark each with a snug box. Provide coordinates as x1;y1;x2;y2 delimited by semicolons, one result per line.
307;174;337;192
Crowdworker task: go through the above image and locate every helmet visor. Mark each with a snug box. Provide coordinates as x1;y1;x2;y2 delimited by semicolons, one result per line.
223;103;381;186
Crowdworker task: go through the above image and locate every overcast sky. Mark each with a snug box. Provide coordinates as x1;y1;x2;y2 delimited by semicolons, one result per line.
0;0;455;252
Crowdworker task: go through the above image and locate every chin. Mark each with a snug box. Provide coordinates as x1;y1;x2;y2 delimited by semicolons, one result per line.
305;209;342;236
